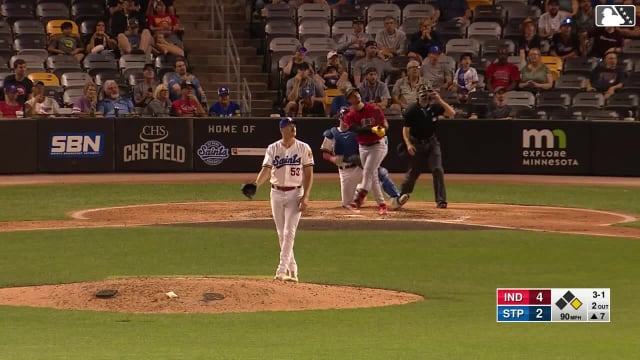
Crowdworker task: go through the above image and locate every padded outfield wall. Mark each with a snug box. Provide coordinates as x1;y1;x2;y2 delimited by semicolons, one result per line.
0;117;638;176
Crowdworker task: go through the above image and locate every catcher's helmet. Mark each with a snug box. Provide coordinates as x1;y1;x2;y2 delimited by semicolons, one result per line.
338;106;349;120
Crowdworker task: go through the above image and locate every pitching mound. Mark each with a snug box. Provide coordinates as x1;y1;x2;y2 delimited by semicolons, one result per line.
0;277;423;314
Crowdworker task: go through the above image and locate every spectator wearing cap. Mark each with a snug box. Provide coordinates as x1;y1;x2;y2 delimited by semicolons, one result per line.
143;83;172;117
72;81;98;115
117;17;153;55
352;41;395;87
148;0;183;49
390;60;431;111
0;85;23;117
314;51;350;90
330;82;351;117
375;16;407;60
2;59;33;105
485;47;521;93
209;87;242;117
487;87;513;120
538;0;570;39
584;51;625;99
337;19;372;59
25;81;60;116
357;67;390;110
283;46;314;83
166;58;207;104
550;18;580;59
97;80;135;117
433;0;472;25
284;62;325;114
407;18;442;62
290;87;326;117
518;18;542;61
586;26;624;58
133;64;158;112
421;45;453;90
172;81;206;117
109;0;148;38
47;22;85;63
86;20;118;55
519;48;554;92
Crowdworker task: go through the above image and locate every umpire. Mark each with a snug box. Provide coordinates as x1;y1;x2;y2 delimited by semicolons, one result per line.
398;84;455;208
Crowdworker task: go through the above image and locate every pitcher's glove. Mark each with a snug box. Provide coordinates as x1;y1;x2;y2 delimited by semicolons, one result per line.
371;126;386;137
241;182;257;199
345;154;362;167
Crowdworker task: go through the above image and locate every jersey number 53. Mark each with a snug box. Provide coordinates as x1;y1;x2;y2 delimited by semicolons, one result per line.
290;167;301;176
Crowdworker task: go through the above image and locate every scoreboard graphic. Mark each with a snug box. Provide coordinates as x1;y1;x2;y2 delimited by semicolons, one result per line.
497;288;610;322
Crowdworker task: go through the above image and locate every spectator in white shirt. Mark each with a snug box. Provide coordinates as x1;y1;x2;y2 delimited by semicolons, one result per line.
538;0;570;39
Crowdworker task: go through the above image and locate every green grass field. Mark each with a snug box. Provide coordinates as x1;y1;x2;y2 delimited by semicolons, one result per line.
0;180;638;359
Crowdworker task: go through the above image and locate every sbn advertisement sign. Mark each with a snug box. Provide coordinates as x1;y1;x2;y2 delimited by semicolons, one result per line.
512;121;590;175
38;118;115;173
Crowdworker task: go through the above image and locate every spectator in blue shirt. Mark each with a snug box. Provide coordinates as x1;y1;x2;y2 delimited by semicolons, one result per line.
209;87;242;117
97;80;135;117
166;58;206;104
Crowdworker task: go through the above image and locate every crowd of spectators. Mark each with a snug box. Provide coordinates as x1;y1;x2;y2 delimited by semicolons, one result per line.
0;0;243;118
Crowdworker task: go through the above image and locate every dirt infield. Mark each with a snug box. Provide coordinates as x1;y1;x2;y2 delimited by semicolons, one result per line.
0;173;638;315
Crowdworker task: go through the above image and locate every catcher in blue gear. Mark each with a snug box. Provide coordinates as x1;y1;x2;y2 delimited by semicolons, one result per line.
320;107;409;210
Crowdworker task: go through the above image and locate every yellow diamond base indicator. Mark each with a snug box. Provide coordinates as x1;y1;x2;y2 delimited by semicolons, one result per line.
571;298;583;310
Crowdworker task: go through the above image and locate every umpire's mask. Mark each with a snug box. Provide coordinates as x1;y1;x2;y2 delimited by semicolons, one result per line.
417;84;431;103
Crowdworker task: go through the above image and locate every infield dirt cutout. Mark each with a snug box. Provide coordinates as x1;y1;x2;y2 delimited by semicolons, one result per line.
0;200;638;314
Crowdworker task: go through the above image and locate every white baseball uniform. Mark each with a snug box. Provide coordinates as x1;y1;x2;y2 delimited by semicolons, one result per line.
320;132;363;207
262;138;314;277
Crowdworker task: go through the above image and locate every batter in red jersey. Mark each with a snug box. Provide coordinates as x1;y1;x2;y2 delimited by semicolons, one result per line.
342;87;389;215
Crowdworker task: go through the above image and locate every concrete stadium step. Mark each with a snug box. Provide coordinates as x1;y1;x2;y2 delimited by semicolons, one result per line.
183;39;258;56
189;54;264;66
204;81;269;92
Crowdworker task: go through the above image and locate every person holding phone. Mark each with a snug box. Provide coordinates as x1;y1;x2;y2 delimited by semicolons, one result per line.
133;64;158;112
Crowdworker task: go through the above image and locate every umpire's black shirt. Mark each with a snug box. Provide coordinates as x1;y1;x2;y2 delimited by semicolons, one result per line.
403;103;444;141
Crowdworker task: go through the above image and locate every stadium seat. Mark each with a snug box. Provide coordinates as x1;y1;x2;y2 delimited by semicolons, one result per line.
46;20;80;39
297;3;330;24
17;49;48;62
94;70;125;87
298;20;331;43
623;39;640;55
503;3;540;22
267;37;300;87
546;107;579;120
331;20;354;41
541;55;562;80
502;18;523;43
79;19;97;43
366;4;401;23
437;54;456;72
562;57;596;76
70;2;104;24
0;20;12;36
36;3;70;23
128;71;146;87
470;56;491;75
1;3;35;24
154;54;176;79
12;19;46;36
365;19;385;35
63;87;83;105
481;39;516;58
265;20;297;55
402;4;435;23
118;54;148;73
44;85;64;106
332;4;365;23
324;88;341;105
82;53;118;76
436;20;468;44
572;92;604;110
472;5;507;25
358;0;390;8
605;92;639;119
445;38;480;59
10;54;45;70
513;108;546;119
303;37;337;58
467;22;502;42
622;72;640;91
504;90;535;110
467;0;493;11
60;71;91;89
536;90;571;112
555;74;585;92
13;35;48;52
264;3;296;22
27;71;60;86
399;17;420;34
578;108;620;121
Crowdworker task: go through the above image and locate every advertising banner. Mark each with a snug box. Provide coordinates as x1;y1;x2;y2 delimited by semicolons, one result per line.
511;120;591;175
37;118;115;173
0;120;38;174
115;117;193;171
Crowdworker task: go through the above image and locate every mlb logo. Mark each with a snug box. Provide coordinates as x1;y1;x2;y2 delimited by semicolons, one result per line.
595;5;636;27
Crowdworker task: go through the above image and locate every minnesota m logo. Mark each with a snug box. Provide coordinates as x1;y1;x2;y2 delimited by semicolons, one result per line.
522;129;567;149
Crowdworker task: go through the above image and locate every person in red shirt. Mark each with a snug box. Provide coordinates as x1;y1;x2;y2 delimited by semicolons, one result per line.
485;47;521;93
342;87;390;215
0;85;23;118
148;0;183;48
171;81;205;117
